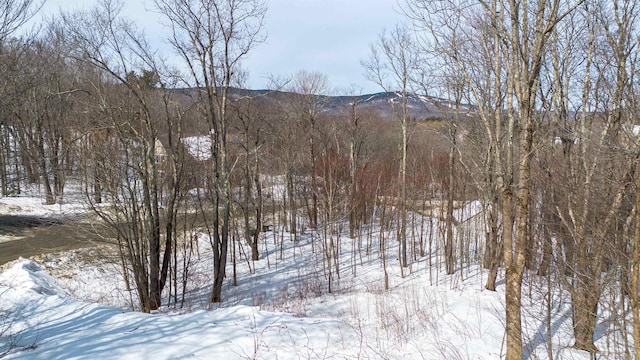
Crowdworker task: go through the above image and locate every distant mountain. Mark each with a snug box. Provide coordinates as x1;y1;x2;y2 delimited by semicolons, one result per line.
320;92;464;120
225;88;469;121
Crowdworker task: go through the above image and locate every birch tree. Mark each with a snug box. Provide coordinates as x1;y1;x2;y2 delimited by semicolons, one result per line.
405;1;584;358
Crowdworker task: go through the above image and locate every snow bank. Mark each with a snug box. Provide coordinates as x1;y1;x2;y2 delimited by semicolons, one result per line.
0;259;67;298
0;259;360;359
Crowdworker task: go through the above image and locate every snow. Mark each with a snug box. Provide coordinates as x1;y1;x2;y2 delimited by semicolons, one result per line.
0;185;87;218
181;135;212;161
0;259;360;359
0;193;622;359
261;174;287;201
0;261;354;359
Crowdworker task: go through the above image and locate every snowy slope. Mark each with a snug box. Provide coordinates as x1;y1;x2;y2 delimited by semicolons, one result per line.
0;260;360;359
0;196;618;359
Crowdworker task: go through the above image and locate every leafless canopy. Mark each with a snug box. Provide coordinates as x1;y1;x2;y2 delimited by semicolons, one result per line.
153;0;267;89
0;0;42;41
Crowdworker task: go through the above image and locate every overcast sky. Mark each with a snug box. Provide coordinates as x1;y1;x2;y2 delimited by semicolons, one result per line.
37;0;404;94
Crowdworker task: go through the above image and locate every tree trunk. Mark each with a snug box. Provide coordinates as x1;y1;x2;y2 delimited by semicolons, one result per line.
252;150;263;261
502;184;524;360
445;122;456;275
505;103;534;359
243;159;255;259
147;160;163;310
485;179;502;291
505;263;524;360
0;129;8;196
633;159;640;360
93;168;102;204
485;228;502;291
572;273;599;353
37;124;55;205
286;170;297;240
399;115;408;268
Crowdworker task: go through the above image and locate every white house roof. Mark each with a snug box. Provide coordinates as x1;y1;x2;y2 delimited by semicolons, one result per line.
181;135;212;161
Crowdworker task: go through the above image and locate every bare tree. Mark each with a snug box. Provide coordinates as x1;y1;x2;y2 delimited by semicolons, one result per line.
340;88;377;238
405;0;509;289
0;0;42;41
15;34;80;204
405;1;585;358
287;71;329;231
363;23;420;269
0;0;43;196
0;39;34;195
62;0;184;312
543;1;640;353
229;96;270;261
154;0;266;303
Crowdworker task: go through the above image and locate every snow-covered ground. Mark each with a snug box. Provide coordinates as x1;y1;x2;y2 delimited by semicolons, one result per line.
0;193;624;359
0;185;89;218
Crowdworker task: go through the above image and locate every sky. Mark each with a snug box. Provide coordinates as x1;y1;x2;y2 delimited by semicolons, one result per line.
36;0;405;94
